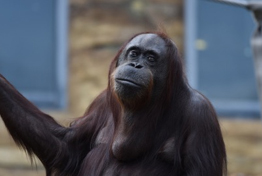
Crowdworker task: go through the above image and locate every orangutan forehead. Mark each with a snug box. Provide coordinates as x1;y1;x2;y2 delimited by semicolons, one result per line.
125;34;167;55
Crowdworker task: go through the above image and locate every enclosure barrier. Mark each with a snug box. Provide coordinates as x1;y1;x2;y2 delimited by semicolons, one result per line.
214;0;262;119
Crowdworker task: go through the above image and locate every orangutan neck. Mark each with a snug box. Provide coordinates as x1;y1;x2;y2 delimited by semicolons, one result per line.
111;110;154;161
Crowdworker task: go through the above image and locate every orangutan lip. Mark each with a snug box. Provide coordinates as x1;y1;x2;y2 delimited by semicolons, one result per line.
115;78;141;87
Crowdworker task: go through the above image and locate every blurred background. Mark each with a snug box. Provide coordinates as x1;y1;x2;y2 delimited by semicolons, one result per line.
0;0;261;175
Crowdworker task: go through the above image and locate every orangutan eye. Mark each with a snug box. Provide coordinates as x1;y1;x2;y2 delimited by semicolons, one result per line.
147;55;155;62
129;50;139;57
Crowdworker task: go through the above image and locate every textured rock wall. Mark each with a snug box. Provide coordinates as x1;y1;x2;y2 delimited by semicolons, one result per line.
69;0;184;115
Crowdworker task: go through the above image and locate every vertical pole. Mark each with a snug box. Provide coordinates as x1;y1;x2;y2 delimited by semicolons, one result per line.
251;10;262;118
185;0;198;89
56;0;69;109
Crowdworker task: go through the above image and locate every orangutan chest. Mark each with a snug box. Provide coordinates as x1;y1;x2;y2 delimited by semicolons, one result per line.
80;137;176;176
81;145;176;176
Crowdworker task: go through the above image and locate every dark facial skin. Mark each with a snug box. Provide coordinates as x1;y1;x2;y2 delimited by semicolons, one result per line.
112;34;168;108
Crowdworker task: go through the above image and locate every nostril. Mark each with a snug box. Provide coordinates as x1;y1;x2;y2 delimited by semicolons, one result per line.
129;62;135;67
135;64;143;69
129;62;143;69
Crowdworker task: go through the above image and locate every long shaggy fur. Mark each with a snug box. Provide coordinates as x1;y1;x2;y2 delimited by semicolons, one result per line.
0;31;227;176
